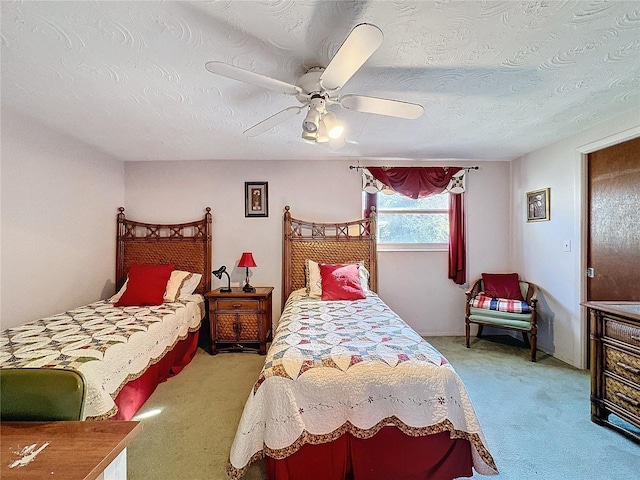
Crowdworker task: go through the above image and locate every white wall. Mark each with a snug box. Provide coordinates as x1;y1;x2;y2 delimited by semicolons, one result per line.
511;109;640;367
124;159;511;335
1;109;125;329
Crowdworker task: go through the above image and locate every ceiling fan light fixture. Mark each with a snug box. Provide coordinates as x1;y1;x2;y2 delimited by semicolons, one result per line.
322;111;343;139
316;120;330;143
301;130;317;143
302;107;320;133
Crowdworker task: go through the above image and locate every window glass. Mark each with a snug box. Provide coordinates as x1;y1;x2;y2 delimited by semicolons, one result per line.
369;191;450;249
377;193;448;210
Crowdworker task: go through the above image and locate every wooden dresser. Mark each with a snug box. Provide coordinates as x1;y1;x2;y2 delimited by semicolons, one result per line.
583;301;640;442
205;287;273;355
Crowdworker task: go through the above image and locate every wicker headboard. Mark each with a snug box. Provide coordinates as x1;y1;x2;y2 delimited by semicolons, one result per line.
116;207;212;295
282;205;377;306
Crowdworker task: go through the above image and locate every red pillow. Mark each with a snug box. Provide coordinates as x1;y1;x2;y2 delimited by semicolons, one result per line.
319;263;366;301
482;273;523;300
116;264;175;306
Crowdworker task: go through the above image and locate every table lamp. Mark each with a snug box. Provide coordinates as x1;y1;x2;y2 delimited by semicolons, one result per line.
238;252;257;293
212;265;232;293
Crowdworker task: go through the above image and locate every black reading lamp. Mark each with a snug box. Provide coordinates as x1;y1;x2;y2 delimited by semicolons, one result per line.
212;265;232;293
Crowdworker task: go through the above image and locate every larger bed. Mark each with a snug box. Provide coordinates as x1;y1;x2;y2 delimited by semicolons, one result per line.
227;206;497;480
0;208;212;420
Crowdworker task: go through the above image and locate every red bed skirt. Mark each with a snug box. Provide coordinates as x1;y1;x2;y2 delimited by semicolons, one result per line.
109;330;200;421
265;428;473;480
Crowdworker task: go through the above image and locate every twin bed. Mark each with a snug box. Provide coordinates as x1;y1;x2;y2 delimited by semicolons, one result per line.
1;206;496;479
229;206;497;480
0;207;211;420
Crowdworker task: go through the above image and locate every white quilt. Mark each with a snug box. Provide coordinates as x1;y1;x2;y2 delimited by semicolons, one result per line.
0;295;204;419
228;289;498;478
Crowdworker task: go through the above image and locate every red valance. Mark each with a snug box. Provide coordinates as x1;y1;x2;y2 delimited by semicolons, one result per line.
366;167;458;199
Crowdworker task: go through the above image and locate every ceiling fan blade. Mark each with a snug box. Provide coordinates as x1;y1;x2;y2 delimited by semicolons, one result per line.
243;106;305;137
340;94;424;119
320;23;383;91
205;61;302;96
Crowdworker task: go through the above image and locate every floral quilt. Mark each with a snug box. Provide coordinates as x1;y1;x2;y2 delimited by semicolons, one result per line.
228;289;497;479
0;295;204;419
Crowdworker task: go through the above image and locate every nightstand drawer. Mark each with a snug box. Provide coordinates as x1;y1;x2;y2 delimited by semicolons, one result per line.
216;299;259;311
604;345;640;386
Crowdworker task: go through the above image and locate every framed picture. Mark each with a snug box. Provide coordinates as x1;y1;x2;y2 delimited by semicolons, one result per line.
245;182;268;217
526;188;550;222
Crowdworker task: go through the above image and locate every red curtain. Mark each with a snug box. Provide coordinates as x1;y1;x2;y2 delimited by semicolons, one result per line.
366;167;466;285
448;193;466;285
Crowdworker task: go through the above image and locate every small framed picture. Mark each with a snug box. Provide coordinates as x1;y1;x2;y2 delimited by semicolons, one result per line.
245;182;268;217
526;188;550;222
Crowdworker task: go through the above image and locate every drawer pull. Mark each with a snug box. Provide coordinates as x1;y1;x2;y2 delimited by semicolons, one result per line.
616;392;640;408
232;303;242;309
616;361;640;375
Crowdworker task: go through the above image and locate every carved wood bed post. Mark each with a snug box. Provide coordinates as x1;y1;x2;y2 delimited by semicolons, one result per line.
368;205;377;293
116;207;126;289
282;206;292;308
204;207;212;295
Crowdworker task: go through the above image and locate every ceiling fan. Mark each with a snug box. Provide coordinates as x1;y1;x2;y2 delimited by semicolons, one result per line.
204;23;424;146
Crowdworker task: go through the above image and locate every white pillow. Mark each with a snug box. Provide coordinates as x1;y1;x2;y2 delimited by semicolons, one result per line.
305;260;370;298
306;260;323;298
109;280;128;303
164;270;193;302
179;273;202;298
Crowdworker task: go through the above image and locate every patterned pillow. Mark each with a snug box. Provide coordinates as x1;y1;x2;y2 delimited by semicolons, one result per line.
470;293;531;314
164;270;193;302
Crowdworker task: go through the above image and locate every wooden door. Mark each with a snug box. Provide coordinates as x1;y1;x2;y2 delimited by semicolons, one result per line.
587;136;640;301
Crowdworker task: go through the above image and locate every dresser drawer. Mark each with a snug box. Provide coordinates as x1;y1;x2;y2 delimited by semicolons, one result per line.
604;376;640;418
604;318;640;348
216;299;259;311
604;345;640;386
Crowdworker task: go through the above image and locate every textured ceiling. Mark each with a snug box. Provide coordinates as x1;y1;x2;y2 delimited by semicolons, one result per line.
1;1;639;162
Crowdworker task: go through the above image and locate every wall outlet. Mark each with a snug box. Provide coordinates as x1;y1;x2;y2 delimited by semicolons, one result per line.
563;240;571;252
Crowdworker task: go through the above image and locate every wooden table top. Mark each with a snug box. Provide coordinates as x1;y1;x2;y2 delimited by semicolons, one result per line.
0;421;142;480
205;286;274;298
581;301;640;322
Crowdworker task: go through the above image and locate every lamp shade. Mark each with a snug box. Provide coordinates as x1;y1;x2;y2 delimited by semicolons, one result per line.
238;252;257;268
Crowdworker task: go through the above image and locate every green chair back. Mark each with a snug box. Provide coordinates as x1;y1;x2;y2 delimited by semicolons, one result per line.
0;368;87;421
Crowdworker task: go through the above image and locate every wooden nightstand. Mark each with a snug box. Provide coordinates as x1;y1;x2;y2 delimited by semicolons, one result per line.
205;287;274;355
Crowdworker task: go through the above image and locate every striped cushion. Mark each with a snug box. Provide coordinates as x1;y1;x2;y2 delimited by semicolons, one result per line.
470;293;531;314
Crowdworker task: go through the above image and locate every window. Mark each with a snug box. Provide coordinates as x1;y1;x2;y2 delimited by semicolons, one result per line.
368;191;450;251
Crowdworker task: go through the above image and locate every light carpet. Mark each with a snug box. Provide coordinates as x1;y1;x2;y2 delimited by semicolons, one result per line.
127;336;639;479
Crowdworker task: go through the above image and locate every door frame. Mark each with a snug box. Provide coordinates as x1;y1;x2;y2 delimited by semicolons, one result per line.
577;126;640;368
